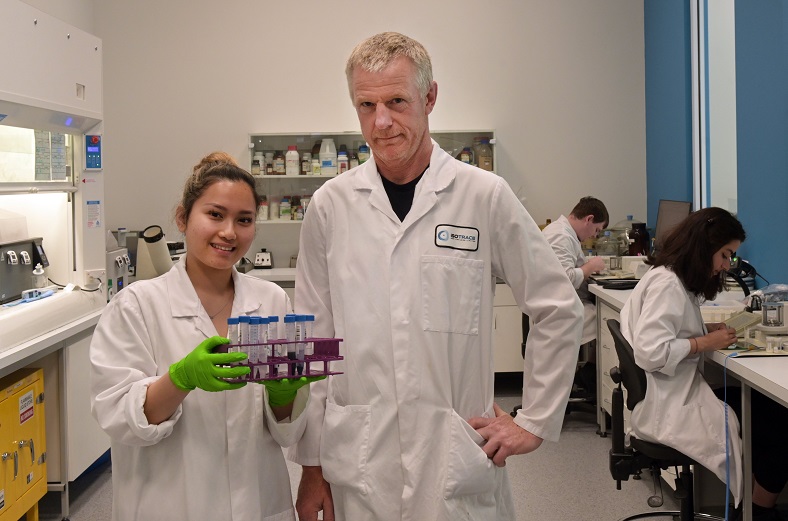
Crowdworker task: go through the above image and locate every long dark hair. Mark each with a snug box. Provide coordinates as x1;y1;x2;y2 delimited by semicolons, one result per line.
647;207;746;300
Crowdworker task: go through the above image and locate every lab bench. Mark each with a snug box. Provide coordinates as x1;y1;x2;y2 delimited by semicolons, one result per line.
0;289;108;520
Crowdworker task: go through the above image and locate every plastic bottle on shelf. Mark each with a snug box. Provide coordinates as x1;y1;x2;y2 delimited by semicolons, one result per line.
251;152;263;175
350;151;359;169
279;197;291;220
311;158;321;175
256;196;269;222
358;144;370;164
337;151;349;174
628;223;650;256
264;152;274;175
273;151;286;175
457;147;473;164
319;138;338;176
285;146;300;176
476;138;493;171
269;197;280;221
301;152;312;176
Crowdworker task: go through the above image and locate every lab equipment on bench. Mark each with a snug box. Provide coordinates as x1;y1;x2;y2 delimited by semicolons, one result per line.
253;248;273;269
135;225;173;280
215;314;343;382
0;237;49;304
106;247;130;301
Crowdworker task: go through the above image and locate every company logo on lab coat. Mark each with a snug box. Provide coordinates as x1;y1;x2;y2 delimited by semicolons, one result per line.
434;224;479;251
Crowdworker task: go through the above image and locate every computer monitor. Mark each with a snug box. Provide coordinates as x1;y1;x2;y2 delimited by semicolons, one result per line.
654;200;692;251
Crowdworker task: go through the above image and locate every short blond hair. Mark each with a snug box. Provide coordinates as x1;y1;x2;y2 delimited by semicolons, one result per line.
345;32;433;100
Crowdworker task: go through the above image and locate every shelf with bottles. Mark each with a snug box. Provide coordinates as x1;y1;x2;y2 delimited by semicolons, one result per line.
248;129;497;176
249;130;496;224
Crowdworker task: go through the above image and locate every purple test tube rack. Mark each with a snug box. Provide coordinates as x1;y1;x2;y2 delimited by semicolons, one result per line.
215;338;343;382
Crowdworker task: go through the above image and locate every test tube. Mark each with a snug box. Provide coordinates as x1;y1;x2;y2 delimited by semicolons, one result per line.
267;315;283;376
227;317;240;346
267;316;280;340
284;314;297;376
238;315;251;379
227;317;240;367
305;314;315;356
259;316;270;364
238;315;251;349
248;316;260;371
295;314;306;375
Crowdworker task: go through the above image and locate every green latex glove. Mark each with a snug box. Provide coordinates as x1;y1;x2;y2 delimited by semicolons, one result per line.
169;336;250;392
261;375;327;407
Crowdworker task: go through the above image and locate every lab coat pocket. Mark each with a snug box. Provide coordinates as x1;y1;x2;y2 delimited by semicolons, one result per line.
422;256;484;335
444;409;497;499
319;400;371;495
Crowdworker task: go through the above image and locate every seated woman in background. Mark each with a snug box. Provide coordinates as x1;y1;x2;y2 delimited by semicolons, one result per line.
621;206;788;521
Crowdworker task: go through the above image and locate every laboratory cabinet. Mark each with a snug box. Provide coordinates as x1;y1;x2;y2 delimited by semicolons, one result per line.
0;368;47;521
597;300;631;434
493;283;524;373
248;130;496;225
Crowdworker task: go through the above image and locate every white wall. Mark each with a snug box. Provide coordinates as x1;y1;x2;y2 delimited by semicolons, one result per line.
21;0;94;33
90;0;645;260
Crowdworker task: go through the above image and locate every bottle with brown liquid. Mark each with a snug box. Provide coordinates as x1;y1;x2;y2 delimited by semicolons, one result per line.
628;223;650;256
273;151;286;175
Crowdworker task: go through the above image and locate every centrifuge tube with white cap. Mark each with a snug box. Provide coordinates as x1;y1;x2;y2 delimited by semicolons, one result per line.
284;314;297;376
238;315;251;352
227;317;241;367
305;315;315;356
294;314;306;375
248;316;260;363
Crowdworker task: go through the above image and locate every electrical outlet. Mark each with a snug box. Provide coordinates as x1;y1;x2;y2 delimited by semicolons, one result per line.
85;269;106;285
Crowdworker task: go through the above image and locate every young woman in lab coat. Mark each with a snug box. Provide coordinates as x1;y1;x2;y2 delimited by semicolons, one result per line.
91;152;312;521
621;207;788;520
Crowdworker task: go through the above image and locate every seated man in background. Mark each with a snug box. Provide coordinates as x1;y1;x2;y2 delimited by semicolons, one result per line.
542;196;609;395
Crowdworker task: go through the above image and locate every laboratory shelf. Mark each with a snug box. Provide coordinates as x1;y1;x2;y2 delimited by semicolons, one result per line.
253;174;337;179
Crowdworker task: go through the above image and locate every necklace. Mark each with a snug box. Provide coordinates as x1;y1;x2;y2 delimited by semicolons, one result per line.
208;291;234;320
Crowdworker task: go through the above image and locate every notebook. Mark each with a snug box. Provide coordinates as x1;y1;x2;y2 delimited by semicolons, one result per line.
723;310;762;336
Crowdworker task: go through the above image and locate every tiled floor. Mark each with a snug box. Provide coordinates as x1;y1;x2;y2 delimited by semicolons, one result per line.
38;375;688;521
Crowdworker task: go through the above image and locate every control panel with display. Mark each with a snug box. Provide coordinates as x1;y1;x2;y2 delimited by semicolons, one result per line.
85;134;103;170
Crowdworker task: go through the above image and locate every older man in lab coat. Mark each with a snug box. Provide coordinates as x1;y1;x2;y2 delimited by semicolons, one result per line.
289;32;583;521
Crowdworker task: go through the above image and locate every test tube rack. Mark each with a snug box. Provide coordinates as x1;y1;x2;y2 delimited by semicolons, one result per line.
215;337;343;382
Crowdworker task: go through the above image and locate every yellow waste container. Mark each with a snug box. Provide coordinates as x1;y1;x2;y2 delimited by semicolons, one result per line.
0;368;46;521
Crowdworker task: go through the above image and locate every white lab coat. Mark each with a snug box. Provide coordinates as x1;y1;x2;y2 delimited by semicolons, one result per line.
91;257;309;521
620;266;743;505
289;141;583;521
542;215;596;344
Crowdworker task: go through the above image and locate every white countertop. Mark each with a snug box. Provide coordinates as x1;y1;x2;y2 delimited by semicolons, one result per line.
589;284;632;310
0;288;105;378
245;268;296;283
710;350;788;407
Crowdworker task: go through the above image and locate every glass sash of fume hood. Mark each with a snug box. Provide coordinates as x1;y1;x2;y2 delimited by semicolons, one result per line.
0;125;76;193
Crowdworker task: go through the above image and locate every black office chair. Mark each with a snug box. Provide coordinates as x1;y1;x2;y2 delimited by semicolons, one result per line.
511;314;596;418
607;319;724;521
